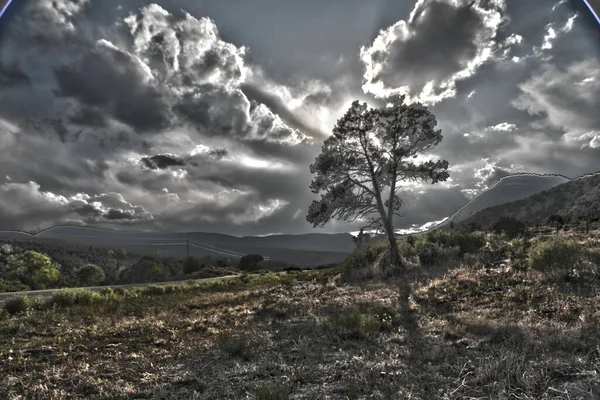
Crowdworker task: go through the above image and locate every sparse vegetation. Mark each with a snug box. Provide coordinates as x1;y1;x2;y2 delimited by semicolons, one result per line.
1;232;600;399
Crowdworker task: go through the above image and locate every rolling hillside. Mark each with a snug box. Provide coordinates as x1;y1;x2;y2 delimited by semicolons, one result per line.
0;226;355;267
440;173;570;227
461;172;600;228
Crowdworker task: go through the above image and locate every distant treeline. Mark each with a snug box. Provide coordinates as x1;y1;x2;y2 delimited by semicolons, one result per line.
0;239;294;293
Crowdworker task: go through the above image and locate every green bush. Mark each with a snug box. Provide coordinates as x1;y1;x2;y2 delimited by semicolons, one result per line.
163;285;182;294
141;285;166;296
325;309;393;341
424;230;486;256
491;216;527;239
218;331;259;361
3;295;31;315
254;382;290;400
415;241;459;267
528;237;585;279
51;289;102;308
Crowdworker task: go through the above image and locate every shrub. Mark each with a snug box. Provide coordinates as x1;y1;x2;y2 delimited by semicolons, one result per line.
415;241;459;267
254;382;290;400
163;285;181;294
325;309;393;341
0;243;13;255
3;295;31;315
142;285;166;296
423;230;485;256
218;331;260;361
491;216;526;239
528;236;585;279
51;289;102;308
340;242;393;281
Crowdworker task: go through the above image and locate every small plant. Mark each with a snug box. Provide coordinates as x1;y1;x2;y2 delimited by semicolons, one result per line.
254;381;290;400
3;295;31;315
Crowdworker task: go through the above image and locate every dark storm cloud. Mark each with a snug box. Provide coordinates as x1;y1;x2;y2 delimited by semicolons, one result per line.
103;208;137;220
374;2;484;89
69;106;108;127
0;63;30;87
72;203;103;218
53;39;171;132
140;154;186;170
208;148;228;160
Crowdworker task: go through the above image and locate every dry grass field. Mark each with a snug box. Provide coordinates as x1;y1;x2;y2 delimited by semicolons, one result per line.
1;232;599;399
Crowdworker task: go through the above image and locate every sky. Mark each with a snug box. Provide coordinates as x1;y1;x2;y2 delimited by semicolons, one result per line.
0;0;599;236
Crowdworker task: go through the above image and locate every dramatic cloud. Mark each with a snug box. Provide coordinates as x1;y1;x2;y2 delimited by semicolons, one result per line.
0;63;30;88
361;0;508;104
140;154;186;170
513;59;600;148
54;39;172;132
1;0;600;235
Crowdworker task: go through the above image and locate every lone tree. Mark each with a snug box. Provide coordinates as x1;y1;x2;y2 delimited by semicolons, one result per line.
306;95;449;271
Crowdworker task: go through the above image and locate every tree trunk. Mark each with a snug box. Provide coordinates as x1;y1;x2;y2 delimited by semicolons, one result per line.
383;219;403;270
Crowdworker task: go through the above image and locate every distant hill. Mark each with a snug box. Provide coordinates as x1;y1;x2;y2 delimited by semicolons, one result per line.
0;226;356;267
461;172;600;228
440;174;570;227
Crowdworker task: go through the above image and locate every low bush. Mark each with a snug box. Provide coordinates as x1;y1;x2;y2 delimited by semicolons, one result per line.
340;242;395;281
415;241;459;267
141;285;166;296
528;236;585;280
254;381;290;400
324;309;393;341
51;289;103;307
423;230;486;256
3;295;31;315
218;330;262;361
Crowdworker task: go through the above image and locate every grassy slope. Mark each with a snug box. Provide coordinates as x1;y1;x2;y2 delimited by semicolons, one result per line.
0;244;599;399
